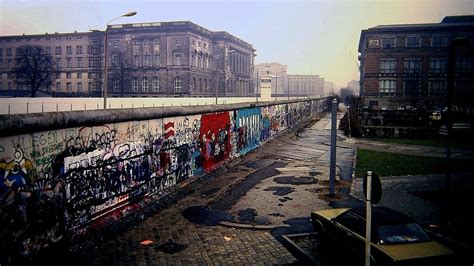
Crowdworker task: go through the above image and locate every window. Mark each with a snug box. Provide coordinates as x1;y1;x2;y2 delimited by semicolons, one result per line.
87;45;92;54
335;211;365;237
431;36;448;47
77;82;82;92
66;72;71;79
381;37;396;48
406;36;422;47
89;59;94;67
192;39;195;45
56;72;61;79
198;41;201;47
176;39;181;45
67;58;71;68
198;54;202;68
144;52;150;66
66;82;72;92
113;41;119;47
45;47;51;54
66;46;72;55
456;58;472;73
133;55;140;66
174;52;181;65
55;46;61;55
376;223;429;245
428;80;447;96
56;82;61;91
113;79;120;92
77;58;83;68
154;54;160;66
379;79;396;95
0;48;2;57
204;43;207;49
153;77;160;92
132;77;139;92
174;77;182;92
404;59;421;74
77;72;82;79
142;77;148;91
76;45;83;54
429;58;447;73
56;59;61;68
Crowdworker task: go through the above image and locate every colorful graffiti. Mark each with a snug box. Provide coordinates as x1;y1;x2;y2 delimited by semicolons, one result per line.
0;99;328;261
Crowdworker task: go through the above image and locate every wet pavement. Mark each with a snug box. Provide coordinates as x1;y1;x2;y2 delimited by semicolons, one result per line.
60;112;356;265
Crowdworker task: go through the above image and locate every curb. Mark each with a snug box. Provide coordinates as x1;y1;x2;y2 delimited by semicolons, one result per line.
218;221;289;230
349;147;358;197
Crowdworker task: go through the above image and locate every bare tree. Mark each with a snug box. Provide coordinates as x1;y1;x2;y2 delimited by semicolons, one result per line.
111;51;131;97
14;45;54;97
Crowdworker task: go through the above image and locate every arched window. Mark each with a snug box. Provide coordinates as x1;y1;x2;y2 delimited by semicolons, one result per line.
204;79;207;92
192;77;196;92
174;77;182;92
174;52;181;65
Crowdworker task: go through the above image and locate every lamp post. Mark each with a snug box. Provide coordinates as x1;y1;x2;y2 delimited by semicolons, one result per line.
215;49;235;105
103;11;137;109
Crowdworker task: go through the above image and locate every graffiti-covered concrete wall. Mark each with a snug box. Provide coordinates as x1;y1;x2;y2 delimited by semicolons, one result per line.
0;98;329;258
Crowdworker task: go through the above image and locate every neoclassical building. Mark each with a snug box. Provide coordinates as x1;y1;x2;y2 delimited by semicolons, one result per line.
0;21;256;97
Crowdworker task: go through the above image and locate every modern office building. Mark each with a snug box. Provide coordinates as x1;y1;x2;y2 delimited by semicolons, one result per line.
0;21;256;97
255;62;325;97
358;15;474;110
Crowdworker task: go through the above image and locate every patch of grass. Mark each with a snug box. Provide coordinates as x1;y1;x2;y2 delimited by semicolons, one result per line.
367;137;474;149
355;149;474;178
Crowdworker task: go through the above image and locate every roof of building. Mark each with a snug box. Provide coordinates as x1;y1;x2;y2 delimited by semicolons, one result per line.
358;15;474;52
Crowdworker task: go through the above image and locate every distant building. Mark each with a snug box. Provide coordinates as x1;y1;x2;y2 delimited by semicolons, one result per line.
255;62;325;97
358;16;474;110
346;80;360;96
324;81;336;96
255;62;288;95
287;75;324;98
0;21;256;97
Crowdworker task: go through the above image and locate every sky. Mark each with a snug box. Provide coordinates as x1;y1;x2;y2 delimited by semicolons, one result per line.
1;0;473;88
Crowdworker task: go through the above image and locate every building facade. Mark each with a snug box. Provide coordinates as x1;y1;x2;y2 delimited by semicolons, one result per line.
0;21;256;97
255;62;325;97
358;16;474;110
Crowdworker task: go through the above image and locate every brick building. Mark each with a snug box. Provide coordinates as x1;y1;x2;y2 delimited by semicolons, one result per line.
358;16;474;110
0;21;256;97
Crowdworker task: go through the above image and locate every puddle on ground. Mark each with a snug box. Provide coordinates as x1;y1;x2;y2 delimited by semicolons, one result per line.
237;208;258;222
263;186;294;196
274;176;318;185
309;171;322;176
181;205;233;226
155;242;187;254
201;187;220;197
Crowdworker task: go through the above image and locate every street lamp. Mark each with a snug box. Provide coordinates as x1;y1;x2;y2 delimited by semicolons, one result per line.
103;11;137;109
215;49;235;105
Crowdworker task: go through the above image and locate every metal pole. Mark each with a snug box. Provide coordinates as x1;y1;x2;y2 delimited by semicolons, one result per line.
256;70;259;103
27;103;29;114
287;76;290;101
329;98;337;195
275;75;278;102
103;27;109;109
365;171;372;266
347;106;351;137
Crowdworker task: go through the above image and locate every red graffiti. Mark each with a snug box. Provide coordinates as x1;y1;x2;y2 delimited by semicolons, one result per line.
199;112;231;172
